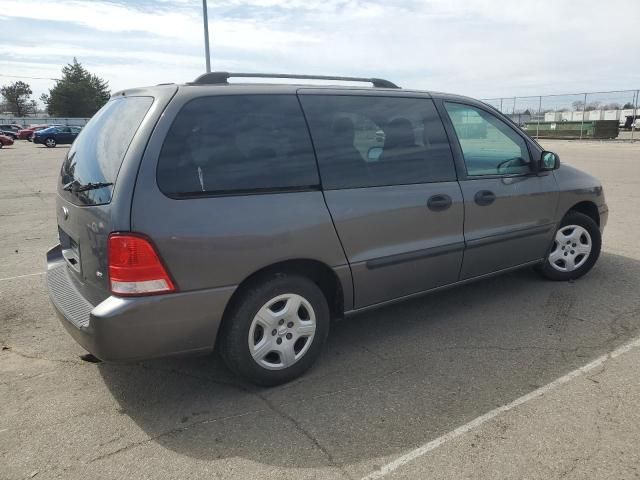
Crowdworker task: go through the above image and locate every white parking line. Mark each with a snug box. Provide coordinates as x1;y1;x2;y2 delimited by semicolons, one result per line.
0;271;45;282
361;335;640;480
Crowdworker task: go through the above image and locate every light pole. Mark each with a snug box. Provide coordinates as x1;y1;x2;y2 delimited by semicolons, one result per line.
202;0;211;72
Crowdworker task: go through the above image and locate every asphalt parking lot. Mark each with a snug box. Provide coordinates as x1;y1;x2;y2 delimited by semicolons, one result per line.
1;139;640;479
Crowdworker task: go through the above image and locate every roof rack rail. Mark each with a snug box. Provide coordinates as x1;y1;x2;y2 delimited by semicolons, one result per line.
191;72;400;89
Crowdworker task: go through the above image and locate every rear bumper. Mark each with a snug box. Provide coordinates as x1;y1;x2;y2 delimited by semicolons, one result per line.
32;136;42;144
46;244;236;362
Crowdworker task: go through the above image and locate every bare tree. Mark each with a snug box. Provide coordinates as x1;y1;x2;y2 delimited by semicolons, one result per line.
584;101;601;111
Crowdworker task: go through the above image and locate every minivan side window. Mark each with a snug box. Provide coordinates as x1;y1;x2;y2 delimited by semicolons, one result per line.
157;95;319;196
299;95;456;189
444;102;530;176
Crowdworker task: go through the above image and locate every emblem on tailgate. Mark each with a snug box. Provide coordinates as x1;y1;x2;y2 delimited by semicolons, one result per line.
62;206;69;220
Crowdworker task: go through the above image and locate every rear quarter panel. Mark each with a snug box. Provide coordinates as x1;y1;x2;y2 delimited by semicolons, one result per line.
53;85;178;303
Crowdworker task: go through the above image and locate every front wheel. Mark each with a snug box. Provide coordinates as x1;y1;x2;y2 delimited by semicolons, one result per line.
219;274;330;386
44;137;56;148
537;211;601;281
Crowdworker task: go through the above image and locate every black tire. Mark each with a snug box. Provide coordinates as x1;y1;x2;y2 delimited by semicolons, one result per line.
537;211;601;281
44;137;56;148
219;273;330;386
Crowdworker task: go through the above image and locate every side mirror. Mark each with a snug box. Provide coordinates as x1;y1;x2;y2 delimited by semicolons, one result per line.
540;151;560;171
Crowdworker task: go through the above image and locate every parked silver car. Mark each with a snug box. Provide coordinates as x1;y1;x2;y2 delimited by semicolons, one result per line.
47;73;608;385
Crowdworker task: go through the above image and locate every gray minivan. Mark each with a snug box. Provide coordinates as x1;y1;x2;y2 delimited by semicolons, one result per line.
47;73;608;385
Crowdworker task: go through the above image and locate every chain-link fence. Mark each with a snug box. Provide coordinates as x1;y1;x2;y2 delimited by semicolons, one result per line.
481;90;639;140
0;117;91;127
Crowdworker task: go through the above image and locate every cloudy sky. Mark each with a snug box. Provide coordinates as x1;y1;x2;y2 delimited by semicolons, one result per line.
1;0;639;105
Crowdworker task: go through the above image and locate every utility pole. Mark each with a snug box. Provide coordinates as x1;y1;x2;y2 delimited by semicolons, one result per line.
202;0;211;72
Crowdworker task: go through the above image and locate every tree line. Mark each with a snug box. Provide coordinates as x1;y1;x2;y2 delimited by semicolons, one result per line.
1;58;110;117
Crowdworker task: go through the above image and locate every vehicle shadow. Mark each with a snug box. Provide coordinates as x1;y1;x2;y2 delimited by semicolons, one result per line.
97;251;640;468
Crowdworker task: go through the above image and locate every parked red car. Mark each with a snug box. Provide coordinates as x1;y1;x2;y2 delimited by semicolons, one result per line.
17;125;48;140
0;124;21;140
0;134;15;148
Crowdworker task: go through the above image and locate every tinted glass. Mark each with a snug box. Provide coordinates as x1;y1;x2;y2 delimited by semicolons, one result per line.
300;95;455;189
444;102;530;176
60;96;153;206
157;95;319;196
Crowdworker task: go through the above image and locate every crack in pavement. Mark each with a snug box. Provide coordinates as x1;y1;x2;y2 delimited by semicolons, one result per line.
1;347;84;366
28;410;267;479
15;178;46;204
87;409;265;464
43;361;350;476
558;408;604;478
134;363;354;478
254;392;354;480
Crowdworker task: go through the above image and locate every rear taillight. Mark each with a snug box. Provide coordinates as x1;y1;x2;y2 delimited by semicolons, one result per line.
108;233;176;296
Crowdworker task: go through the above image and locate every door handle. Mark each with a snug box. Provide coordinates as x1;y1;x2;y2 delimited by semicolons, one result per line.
427;194;452;212
474;190;496;206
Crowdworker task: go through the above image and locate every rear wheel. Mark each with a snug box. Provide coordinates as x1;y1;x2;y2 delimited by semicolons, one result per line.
220;274;329;386
44;137;56;148
537;211;601;281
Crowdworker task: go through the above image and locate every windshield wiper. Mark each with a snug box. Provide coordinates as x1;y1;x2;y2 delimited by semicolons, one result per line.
63;181;113;193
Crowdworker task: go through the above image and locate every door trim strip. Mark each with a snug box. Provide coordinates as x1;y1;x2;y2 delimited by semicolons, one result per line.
364;224;551;270
366;242;465;270
466;224;552;250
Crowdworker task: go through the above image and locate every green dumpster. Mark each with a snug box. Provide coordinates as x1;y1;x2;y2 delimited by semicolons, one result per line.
523;120;618;139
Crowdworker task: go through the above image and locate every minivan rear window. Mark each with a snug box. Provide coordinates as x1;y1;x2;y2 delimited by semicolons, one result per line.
156;95;319;197
60;96;153;206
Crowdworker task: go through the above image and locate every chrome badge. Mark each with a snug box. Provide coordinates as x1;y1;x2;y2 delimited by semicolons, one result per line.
62;206;69;220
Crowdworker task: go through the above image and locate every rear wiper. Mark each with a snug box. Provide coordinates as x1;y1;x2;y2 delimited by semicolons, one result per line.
63;181;113;192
